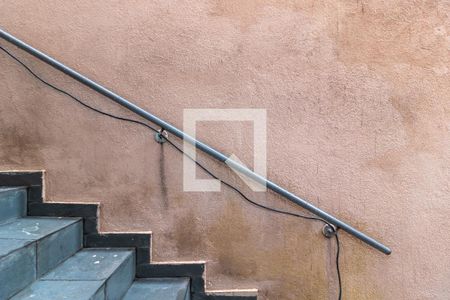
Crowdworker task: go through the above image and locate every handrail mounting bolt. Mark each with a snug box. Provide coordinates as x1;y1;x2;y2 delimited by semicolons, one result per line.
322;224;337;238
154;129;168;143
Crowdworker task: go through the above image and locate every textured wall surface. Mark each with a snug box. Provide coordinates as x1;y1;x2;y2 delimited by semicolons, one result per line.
1;1;449;299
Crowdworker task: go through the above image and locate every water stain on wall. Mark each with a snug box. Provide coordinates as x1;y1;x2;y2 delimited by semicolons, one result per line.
173;209;205;256
207;199;257;277
205;199;332;299
0;123;44;166
159;144;169;209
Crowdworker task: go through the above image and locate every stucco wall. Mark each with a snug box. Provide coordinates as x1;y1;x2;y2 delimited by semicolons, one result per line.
1;1;449;299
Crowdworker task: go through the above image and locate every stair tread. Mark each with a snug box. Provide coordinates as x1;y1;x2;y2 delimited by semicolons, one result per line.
0;217;81;240
10;280;104;300
41;248;134;281
0;239;33;258
123;278;190;300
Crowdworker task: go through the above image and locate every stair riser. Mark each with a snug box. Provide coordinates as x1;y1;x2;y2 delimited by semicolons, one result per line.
0;242;36;299
0;188;27;223
123;278;191;300
37;221;83;276
105;253;135;300
92;288;106;300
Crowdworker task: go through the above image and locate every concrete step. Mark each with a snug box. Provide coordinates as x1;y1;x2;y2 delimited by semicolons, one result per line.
123;278;191;300
0;217;82;299
0;187;27;224
18;248;136;300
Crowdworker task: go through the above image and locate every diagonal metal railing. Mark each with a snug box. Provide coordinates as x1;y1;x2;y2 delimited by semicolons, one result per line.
0;28;391;255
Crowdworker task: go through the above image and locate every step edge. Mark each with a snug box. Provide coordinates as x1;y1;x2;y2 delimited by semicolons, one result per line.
104;250;136;299
9;279;106;299
0;238;34;259
0;186;27;193
40;248;135;282
0;217;83;241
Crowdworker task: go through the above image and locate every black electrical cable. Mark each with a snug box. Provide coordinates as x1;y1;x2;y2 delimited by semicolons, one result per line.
0;45;342;300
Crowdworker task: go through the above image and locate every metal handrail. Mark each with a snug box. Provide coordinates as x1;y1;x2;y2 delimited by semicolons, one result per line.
0;28;391;255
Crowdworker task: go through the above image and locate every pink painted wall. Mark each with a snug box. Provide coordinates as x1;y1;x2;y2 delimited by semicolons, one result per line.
1;1;449;299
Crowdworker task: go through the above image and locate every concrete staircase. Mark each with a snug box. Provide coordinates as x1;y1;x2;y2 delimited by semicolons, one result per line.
0;172;258;300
